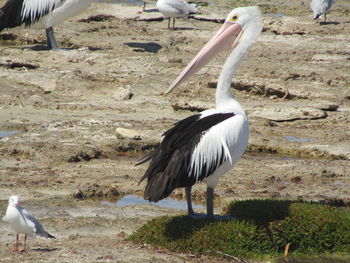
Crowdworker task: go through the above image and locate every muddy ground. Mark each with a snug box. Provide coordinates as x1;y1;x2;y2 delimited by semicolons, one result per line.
0;0;349;262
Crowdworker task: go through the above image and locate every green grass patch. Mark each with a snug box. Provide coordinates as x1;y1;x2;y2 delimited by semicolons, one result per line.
130;199;350;260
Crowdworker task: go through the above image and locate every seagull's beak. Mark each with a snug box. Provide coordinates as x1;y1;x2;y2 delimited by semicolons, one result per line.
165;22;243;94
14;203;19;208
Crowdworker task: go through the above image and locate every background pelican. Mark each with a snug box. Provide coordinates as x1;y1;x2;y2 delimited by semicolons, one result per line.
0;0;94;49
156;0;198;29
138;6;262;218
3;196;55;252
310;0;336;22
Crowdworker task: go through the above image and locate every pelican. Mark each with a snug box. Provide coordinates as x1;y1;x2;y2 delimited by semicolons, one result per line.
156;0;198;29
138;6;262;218
0;0;94;49
310;0;336;22
3;196;55;252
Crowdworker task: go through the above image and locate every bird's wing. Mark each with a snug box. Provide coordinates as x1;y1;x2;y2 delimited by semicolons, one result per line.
167;0;196;15
20;206;54;238
139;110;237;201
18;206;36;230
0;0;65;29
189;113;247;182
21;0;65;25
310;0;334;18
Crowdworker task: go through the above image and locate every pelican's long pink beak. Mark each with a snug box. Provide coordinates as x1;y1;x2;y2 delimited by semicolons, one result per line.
165;22;243;94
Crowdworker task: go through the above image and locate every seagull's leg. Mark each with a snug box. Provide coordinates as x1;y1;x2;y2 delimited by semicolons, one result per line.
23;234;27;251
324;13;327;23
11;234;19;252
167;18;171;29
206;187;214;218
143;2;146;12
173;18;176;30
19;234;27;252
185;186;195;216
45;27;58;50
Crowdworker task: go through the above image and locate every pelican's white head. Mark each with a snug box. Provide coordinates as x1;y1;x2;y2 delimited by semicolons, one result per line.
165;6;262;94
8;195;20;208
225;6;262;44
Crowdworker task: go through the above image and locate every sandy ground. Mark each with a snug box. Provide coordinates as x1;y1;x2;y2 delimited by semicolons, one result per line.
0;0;349;262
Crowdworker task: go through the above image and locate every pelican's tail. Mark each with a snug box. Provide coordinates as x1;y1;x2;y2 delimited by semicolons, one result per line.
0;0;24;31
47;233;55;239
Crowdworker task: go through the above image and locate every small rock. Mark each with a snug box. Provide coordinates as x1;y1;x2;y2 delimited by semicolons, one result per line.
73;189;85;199
269;192;281;198
172;189;183;199
27;95;48;106
68;156;81;163
344;91;350;100
291;176;302;183
116;127;142;140
309;101;339;111
112;86;133;100
168;58;182;63
72;185;120;200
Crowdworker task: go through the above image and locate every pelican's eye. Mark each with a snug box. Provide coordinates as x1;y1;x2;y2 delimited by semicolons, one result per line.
230;14;239;22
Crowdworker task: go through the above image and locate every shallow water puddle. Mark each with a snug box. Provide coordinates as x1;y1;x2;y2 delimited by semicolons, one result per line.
333;181;350;187
101;194;204;210
267;13;285;17
0;130;21;138
283;135;316;142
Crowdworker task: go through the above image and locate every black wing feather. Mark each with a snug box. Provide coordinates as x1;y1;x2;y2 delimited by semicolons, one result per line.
0;0;63;30
138;112;235;202
0;0;25;30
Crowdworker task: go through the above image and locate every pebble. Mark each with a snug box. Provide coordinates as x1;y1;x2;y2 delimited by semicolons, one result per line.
116;127;142;140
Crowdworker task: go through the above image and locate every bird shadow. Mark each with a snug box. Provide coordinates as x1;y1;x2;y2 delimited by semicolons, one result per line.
319;21;340;25
163;200;297;241
26;45;104;51
172;27;202;31
31;247;58;253
143;8;159;13
163;215;213;241
124;42;162;53
28;45;74;51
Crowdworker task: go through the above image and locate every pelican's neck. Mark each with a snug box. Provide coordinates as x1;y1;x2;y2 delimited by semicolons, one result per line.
215;32;250;114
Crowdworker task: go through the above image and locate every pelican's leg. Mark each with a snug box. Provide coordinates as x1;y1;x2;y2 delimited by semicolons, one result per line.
11;234;19;252
45;27;58;50
185;186;195;216
206;187;214;218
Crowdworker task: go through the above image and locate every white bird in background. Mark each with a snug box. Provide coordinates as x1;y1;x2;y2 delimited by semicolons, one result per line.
156;0;198;29
0;0;94;49
2;195;55;252
310;0;336;22
138;6;262;218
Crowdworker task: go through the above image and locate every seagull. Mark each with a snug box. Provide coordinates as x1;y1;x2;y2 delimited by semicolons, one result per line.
137;6;262;218
0;0;94;49
156;0;198;29
310;0;336;22
2;195;55;252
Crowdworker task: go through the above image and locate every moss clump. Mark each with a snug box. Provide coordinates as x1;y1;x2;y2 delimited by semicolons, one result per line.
130;199;350;259
268;202;350;254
